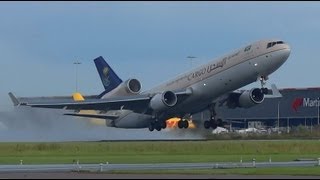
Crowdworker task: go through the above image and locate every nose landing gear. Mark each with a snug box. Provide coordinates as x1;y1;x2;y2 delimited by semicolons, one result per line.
259;76;269;94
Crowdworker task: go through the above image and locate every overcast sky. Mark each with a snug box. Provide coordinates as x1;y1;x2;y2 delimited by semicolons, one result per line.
1;1;319;111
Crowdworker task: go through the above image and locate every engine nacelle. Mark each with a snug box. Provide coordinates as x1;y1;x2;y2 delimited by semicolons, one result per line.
149;91;177;112
101;78;141;98
124;78;141;94
238;88;265;108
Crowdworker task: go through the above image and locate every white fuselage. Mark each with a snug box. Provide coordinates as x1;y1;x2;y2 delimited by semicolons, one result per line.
110;39;291;128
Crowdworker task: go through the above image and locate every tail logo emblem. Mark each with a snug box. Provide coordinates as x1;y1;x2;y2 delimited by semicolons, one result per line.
102;67;110;87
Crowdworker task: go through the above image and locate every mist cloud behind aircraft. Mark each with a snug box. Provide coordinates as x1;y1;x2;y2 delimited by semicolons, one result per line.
0;107;204;142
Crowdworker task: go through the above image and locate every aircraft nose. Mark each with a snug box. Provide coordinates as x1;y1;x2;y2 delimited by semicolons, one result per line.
283;44;291;59
278;44;291;63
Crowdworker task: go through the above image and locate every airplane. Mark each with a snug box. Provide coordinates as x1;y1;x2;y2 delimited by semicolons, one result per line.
9;39;291;132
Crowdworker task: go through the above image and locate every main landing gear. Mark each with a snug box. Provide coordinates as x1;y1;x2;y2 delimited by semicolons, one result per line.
148;116;190;131
178;119;189;129
148;120;166;132
177;114;191;129
204;118;225;129
203;104;224;130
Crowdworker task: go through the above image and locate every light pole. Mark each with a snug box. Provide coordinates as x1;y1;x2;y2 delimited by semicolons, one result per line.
277;101;280;134
73;61;81;92
317;97;320;126
187;56;196;68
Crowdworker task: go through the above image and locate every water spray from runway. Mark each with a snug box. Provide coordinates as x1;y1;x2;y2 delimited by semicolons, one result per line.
0;107;205;142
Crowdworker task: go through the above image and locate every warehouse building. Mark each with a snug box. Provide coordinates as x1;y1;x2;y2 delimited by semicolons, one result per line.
214;87;320;131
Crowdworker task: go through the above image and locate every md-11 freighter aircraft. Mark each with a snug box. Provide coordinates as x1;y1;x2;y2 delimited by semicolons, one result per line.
10;39;290;131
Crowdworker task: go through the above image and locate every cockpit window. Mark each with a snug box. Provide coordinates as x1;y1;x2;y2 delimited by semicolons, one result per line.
267;41;285;48
267;43;272;48
244;45;251;52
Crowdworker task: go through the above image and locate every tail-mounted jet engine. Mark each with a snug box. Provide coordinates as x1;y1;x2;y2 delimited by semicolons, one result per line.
101;78;141;98
124;78;141;94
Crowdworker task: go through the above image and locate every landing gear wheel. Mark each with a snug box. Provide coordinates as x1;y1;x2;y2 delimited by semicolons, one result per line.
161;121;167;129
183;120;189;129
178;120;184;129
204;121;211;129
148;123;154;131
211;121;218;129
155;124;161;131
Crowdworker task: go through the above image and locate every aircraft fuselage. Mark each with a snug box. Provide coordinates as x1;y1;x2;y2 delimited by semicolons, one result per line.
109;39;291;128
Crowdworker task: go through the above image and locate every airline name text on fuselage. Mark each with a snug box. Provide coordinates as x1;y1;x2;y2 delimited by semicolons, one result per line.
166;51;240;86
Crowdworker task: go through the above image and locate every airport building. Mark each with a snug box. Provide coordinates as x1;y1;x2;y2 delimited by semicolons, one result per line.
214;87;320;131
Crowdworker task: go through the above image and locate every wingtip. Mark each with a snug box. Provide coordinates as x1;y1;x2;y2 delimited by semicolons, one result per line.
264;84;282;98
271;84;282;97
8;92;20;106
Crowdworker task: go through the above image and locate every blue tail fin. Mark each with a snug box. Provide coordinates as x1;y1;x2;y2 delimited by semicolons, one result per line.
94;56;123;97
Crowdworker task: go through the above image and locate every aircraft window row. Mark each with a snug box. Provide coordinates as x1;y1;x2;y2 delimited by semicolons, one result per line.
267;41;284;48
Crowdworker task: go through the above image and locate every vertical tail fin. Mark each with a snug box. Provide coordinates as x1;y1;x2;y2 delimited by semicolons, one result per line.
94;56;123;95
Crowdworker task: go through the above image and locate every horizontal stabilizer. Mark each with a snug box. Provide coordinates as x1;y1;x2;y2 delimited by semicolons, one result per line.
64;113;119;120
72;92;85;101
8;92;20;106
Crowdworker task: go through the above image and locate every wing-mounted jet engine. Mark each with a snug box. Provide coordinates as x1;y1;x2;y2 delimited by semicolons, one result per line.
149;91;178;112
233;88;265;108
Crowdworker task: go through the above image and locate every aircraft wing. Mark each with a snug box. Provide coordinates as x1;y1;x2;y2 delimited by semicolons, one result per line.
9;93;99;105
9;89;193;114
25;95;152;113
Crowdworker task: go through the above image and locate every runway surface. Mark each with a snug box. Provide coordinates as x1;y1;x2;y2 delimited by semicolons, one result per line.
1;172;320;179
0;161;319;179
0;160;319;173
